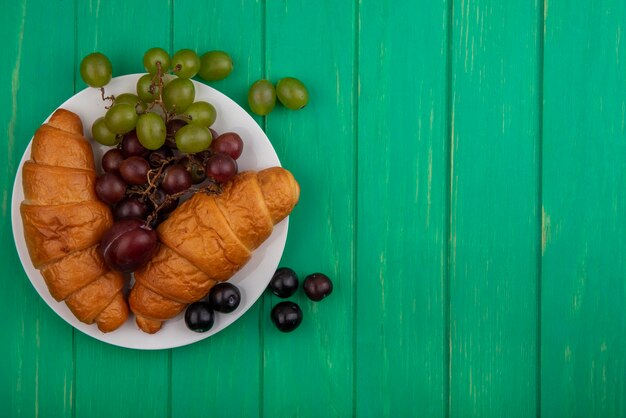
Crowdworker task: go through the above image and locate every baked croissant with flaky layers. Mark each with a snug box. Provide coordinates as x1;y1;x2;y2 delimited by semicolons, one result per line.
20;109;129;332
130;167;300;333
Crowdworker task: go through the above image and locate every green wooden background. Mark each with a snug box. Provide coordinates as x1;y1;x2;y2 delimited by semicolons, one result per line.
1;0;625;417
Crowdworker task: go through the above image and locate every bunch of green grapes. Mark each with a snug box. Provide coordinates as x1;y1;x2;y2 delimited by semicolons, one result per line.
80;48;233;153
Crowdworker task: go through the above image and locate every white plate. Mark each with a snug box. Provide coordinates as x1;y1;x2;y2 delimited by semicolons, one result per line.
11;74;286;350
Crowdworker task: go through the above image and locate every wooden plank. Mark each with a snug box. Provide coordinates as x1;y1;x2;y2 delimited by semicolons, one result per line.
449;0;541;415
170;1;263;417
262;1;356;416
0;0;75;416
541;1;626;416
73;2;172;417
355;1;449;416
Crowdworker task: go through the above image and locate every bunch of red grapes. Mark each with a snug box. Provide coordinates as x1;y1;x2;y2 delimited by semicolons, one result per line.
96;125;244;273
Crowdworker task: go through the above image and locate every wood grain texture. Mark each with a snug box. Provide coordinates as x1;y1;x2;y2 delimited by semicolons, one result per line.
0;0;75;416
355;1;449;416
73;2;171;417
541;1;626;416
449;0;541;416
170;2;264;417
262;0;356;416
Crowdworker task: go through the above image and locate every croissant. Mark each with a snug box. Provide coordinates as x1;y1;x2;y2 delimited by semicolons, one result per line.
130;167;300;333
20;109;129;332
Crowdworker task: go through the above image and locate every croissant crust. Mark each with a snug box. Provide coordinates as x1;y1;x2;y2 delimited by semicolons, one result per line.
130;167;300;333
20;109;129;332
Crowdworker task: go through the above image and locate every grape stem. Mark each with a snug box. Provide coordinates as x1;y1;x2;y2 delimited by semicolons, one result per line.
144;61;178;122
99;87;116;109
126;155;222;228
143;182;222;227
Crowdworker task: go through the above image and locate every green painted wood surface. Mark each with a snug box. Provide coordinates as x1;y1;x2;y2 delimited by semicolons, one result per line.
449;0;541;416
1;1;626;417
262;1;355;416
356;1;448;416
541;1;626;416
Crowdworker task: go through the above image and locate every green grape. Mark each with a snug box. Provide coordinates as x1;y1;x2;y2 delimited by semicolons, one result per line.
163;78;195;113
136;112;166;150
171;49;201;79
175;124;212;153
198;51;233;81
276;77;309;110
248;79;276;115
80;52;112;88
104;103;138;134
143;47;171;75
136;73;161;103
115;93;147;113
184;101;217;127
91;117;119;146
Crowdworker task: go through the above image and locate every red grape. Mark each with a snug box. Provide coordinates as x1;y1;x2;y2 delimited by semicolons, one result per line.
195;150;211;164
166;119;187;148
210;132;243;160
121;130;148;157
184;157;206;184
95;172;127;205
205;153;237;183
162;164;192;194
167;119;187;136
114;197;148;220
148;147;173;168
153;189;179;214
119;156;150;185
101;148;124;173
100;218;157;272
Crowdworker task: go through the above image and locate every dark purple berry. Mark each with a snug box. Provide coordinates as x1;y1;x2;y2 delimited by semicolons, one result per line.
268;267;299;298
271;301;303;332
185;301;215;332
208;282;241;313
303;273;333;301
